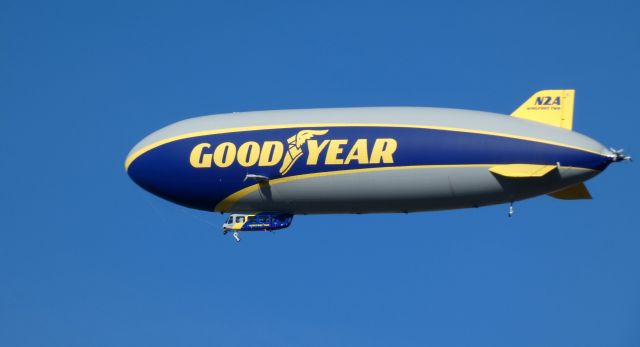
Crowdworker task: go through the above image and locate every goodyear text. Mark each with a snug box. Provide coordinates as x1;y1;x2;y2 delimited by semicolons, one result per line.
189;130;397;175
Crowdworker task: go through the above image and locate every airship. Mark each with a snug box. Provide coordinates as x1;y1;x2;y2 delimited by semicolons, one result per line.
125;90;630;241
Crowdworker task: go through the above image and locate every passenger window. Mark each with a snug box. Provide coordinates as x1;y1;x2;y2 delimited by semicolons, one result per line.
247;216;255;222
236;216;245;223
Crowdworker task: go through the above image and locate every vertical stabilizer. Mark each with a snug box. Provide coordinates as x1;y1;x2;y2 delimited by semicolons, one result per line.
512;90;574;130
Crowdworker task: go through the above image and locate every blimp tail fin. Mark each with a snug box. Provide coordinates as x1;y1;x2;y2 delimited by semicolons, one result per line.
548;183;592;200
489;164;557;178
511;90;575;130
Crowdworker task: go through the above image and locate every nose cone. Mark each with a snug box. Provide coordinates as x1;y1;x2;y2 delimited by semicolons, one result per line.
125;136;180;207
125;129;215;211
125;118;243;212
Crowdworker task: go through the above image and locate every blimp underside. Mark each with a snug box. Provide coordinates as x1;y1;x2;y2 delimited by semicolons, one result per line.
126;90;617;217
225;165;598;214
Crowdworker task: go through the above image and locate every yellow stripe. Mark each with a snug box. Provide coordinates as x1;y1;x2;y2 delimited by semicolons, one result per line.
124;123;606;171
214;164;597;211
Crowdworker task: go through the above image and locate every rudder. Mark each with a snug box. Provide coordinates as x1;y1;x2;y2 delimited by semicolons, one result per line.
511;89;575;130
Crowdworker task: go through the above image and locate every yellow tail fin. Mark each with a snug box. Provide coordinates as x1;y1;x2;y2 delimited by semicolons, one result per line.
511;90;575;130
548;183;592;200
489;164;557;178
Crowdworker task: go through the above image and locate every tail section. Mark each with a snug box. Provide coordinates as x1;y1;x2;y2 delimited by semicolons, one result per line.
512;90;575;130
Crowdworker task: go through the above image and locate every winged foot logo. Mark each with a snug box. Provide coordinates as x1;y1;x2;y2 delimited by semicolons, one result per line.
279;129;329;175
189;129;398;176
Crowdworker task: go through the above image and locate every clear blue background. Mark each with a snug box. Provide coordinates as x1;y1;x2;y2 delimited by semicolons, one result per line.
1;0;638;346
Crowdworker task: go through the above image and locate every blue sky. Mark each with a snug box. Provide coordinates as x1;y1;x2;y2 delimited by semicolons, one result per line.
1;0;639;346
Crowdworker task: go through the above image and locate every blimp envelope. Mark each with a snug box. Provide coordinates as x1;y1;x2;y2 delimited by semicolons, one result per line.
125;90;621;219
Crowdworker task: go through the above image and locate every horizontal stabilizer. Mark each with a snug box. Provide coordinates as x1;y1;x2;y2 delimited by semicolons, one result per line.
489;164;557;178
512;89;574;130
548;183;592;200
